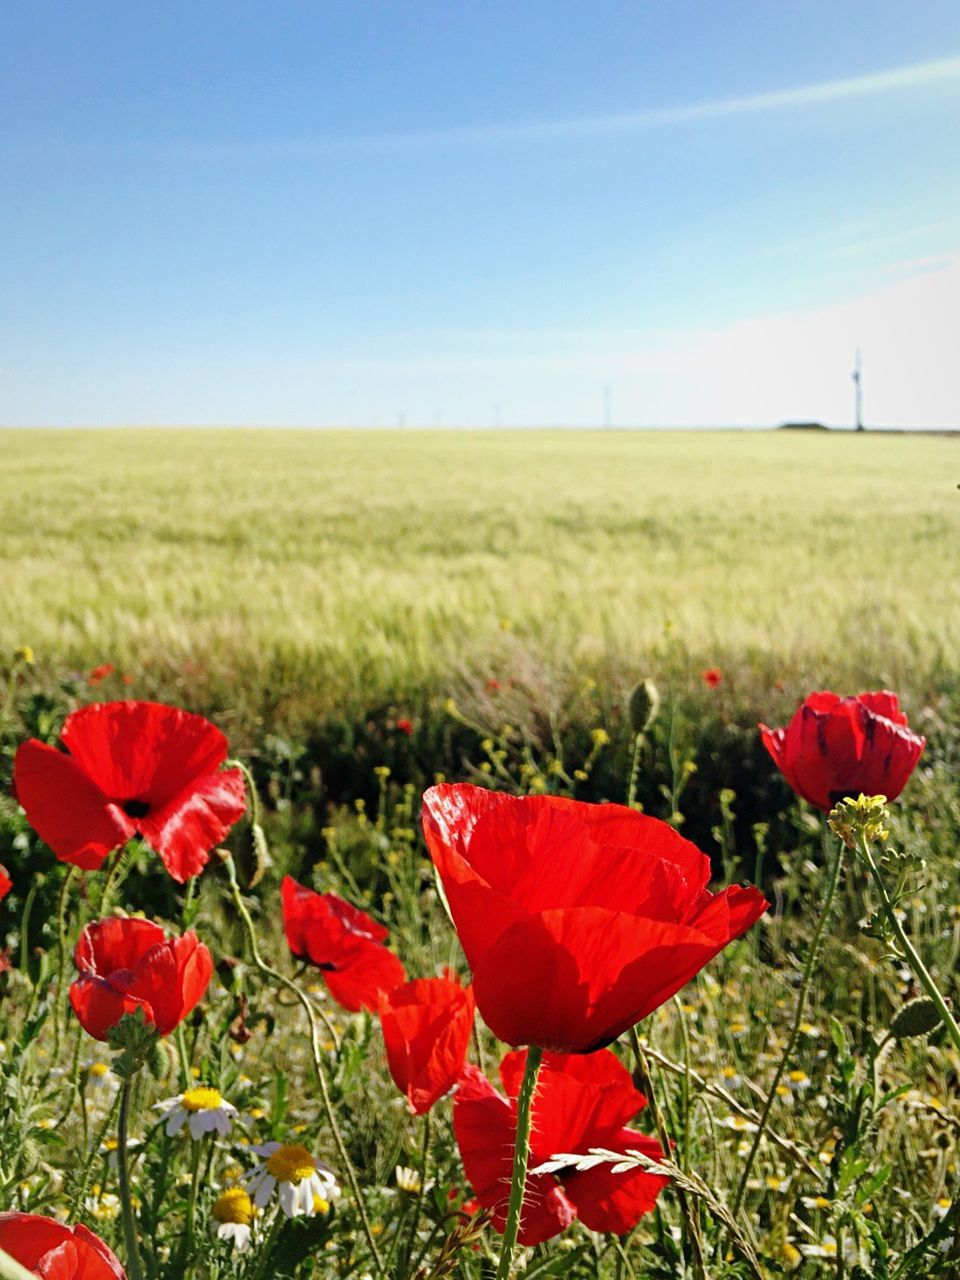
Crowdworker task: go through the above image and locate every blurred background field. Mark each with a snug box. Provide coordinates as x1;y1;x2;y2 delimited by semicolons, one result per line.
2;427;958;734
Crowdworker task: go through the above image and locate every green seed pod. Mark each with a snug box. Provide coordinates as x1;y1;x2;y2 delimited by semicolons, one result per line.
628;679;660;736
889;996;942;1040
248;822;271;890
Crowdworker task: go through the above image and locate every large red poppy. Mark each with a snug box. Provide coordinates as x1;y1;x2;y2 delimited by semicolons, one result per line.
380;971;475;1114
454;1048;667;1245
422;785;768;1052
281;875;405;1013
0;1212;125;1279
13;701;246;882
70;917;213;1041
760;690;925;812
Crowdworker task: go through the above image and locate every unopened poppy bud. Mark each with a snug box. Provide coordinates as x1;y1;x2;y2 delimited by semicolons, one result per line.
249;823;271;889
628;680;660;736
889;996;942;1040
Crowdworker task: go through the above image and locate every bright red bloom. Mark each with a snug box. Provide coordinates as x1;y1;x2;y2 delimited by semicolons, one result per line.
14;701;246;882
760;690;925;812
422;785;768;1052
702;668;722;688
0;864;11;902
87;663;115;687
395;717;413;736
0;1212;125;1279
281;875;405;1013
380;971;475;1114
454;1048;668;1245
69;917;213;1041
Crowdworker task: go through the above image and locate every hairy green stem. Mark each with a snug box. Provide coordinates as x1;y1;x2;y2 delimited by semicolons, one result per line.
53;867;77;1058
117;1076;146;1280
0;1245;38;1280
222;852;385;1276
179;1137;204;1276
494;1046;543;1280
733;827;844;1216
627;732;644;809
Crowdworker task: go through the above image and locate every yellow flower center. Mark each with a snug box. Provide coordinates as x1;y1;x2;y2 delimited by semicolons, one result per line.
265;1144;317;1184
313;1195;330;1214
181;1087;223;1112
212;1187;254;1225
89;1062;111;1078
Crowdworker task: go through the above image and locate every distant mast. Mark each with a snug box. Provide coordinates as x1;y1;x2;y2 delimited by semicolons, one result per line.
852;348;864;431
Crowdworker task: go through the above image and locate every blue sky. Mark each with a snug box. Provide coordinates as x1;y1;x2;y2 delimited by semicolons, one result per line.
2;1;959;427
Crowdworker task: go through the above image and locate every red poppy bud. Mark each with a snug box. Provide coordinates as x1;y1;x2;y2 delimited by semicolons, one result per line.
702;668;722;688
13;701;246;882
380;971;475;1114
281;876;405;1013
0;1212;125;1279
422;785;768;1053
69;917;213;1041
454;1048;668;1245
760;690;925;812
395;718;413;736
0;864;11;903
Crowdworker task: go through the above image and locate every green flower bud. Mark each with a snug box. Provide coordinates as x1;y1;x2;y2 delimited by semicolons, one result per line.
889;997;942;1040
628;679;660;736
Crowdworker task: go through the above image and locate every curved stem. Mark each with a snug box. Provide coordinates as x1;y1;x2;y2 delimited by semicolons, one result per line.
857;834;960;1054
117;1076;145;1280
495;1045;542;1280
733;827;844;1216
221;852;385;1276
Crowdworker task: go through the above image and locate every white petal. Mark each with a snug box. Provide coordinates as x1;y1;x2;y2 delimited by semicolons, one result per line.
165;1111;186;1137
279;1182;297;1217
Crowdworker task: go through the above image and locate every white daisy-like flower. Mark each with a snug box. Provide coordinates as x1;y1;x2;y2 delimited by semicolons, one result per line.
85;1060;118;1092
243;1142;341;1218
212;1186;256;1252
934;1197;952;1220
155;1086;238;1140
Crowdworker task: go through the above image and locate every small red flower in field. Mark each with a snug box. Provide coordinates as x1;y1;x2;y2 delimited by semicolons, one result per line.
702;668;722;688
454;1048;668;1245
422;785;767;1052
14;700;246;882
380;971;475;1114
69;917;213;1041
0;1212;125;1279
760;690;925;812
121;674;134;686
281;875;405;1013
395;718;413;736
486;678;501;692
87;663;115;687
0;864;11;902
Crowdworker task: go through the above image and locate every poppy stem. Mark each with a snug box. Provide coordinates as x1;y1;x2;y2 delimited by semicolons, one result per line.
0;1244;38;1280
52;865;77;1059
117;1075;146;1280
494;1044;542;1280
629;1026;707;1280
856;833;960;1055
220;851;386;1277
733;826;845;1217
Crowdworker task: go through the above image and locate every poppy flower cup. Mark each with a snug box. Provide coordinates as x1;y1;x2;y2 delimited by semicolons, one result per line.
422;785;768;1052
70;917;213;1041
380;972;475;1114
760;690;925;813
454;1049;668;1245
281;876;405;1013
0;1212;125;1279
13;700;246;882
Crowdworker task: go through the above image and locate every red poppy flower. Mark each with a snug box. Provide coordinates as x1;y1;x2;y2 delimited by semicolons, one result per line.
760;690;925;812
395;717;413;736
14;700;246;882
281;875;405;1013
87;663;115;687
422;785;768;1052
0;864;11;903
702;668;722;688
454;1048;668;1245
0;1212;125;1279
380;971;475;1114
69;917;213;1041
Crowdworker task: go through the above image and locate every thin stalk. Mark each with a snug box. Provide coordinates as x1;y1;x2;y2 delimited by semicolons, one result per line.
627;732;644;809
117;1076;145;1280
857;833;960;1054
53;867;77;1057
0;1246;38;1280
221;852;385;1276
733;826;845;1216
630;1026;707;1280
494;1045;542;1280
179;1137;204;1275
397;1110;432;1278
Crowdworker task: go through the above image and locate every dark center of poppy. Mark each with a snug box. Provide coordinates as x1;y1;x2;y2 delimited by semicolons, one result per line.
121;798;151;819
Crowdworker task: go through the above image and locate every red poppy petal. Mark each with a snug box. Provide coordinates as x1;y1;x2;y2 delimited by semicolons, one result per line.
138;767;246;882
563;1128;667;1235
132;935;212;1035
0;865;12;902
74;917;167;976
0;1213;70;1270
856;690;906;724
323;941;405;1013
0;1214;126;1280
69;974;152;1041
499;1049;647;1140
13;740;130;870
381;977;475;1114
61;701;229;809
72;1223;127;1280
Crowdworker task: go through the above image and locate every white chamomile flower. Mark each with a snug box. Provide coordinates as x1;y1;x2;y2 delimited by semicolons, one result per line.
212;1186;256;1252
243;1142;341;1218
155;1086;238;1139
